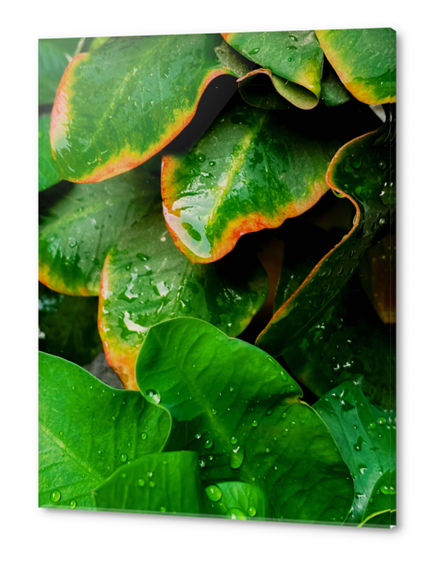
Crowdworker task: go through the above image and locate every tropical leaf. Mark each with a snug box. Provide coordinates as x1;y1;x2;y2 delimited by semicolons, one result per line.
99;205;268;390
50;34;251;183
314;380;396;527
162;98;369;264
320;61;352;107
315;28;396;105
39;38;83;105
39;353;171;510
256;117;395;357
39;115;61;191
222;31;323;109
39;282;102;366
39;159;159;296
94;452;203;516
204;481;272;520
136;317;354;524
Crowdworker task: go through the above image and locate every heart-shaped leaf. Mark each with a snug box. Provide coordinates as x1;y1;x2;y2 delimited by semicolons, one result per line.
204;481;272;520
314;380;396;527
39;282;102;366
136;317;354;524
39;38;83;106
222;31;323;109
256;118;395;357
39;160;159;296
39;115;61;191
39;352;171;510
162;98;362;264
50;34;251;183
94;452;203;516
315;28;396;105
99;206;268;390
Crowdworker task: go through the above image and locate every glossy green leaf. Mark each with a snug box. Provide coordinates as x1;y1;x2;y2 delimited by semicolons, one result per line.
320;62;352;107
162;98;362;264
39;352;171;510
136;318;354;524
51;34;250;183
282;278;395;410
94;452;203;515
315;29;396;105
39;159;159;296
39;115;61;191
39;282;102;366
256;118;395;357
99;206;268;390
204;481;272;520
314;381;396;527
39;38;83;106
223;31;323;109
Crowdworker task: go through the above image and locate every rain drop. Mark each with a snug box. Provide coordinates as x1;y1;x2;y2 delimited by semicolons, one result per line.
229;446;245;469
205;485;222;502
51;490;61;503
145;389;161;405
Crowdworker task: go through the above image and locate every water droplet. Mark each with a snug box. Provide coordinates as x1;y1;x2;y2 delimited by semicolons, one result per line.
248;47;260;55
280;371;288;382
251;420;259;428
351;155;362;169
205;485;222;502
59;431;63;436
211;409;217;416
230;436;238;445
229;446;245;469
380;484;390;495
111;416;116;421
141;432;147;440
138;479;145;487
209;161;216;167
51;490;61;503
378;160;387;170
265;448;270;453
198;458;206;468
266;409;272;416
149;481;156;488
197;154;206;162
204;438;213;449
248;506;257;517
136;253;149;262
353;436;366;452
68;237;77;248
228;508;247;520
368;422;376;430
120;453;128;462
160;506;167;512
378;417;386;425
145;389;161;405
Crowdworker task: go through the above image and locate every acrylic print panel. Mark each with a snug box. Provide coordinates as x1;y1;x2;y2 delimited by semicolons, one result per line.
38;28;396;527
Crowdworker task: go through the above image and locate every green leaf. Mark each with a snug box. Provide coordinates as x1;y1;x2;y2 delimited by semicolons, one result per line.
39;159;159;296
136;318;354;524
256;118;394;357
39;352;171;510
282;278;396;410
39;282;102;366
315;29;396;105
94;452;203;515
50;34;247;183
222;31;323;109
314;381;396;527
39;38;83;106
162;98;358;264
320;61;352;107
204;481;272;520
99;206;268;390
39;115;61;191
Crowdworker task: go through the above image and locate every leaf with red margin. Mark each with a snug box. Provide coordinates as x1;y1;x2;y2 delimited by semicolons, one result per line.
256;118;395;357
99;205;268;390
315;29;396;105
50;34;251;184
39;115;61;191
162;98;374;265
222;31;324;109
39;159;159;296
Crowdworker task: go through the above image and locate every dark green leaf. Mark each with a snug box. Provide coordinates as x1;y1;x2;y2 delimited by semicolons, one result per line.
162;98;359;264
39;159;159;296
39;352;171;509
39;115;61;191
256;117;394;357
314;380;396;526
94;452;203;516
99;206;268;389
39;282;102;366
50;34;247;183
136;318;354;524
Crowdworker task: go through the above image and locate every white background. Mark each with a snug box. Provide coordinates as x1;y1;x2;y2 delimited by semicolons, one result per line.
1;1;430;560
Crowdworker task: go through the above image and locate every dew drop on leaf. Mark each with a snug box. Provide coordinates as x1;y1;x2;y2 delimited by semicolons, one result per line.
205;485;222;502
